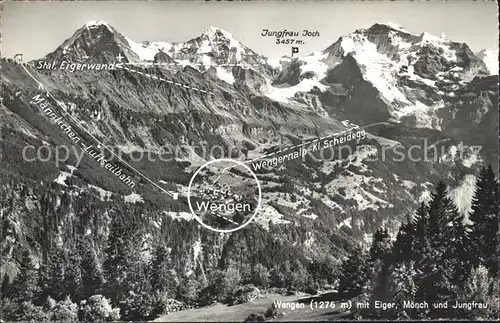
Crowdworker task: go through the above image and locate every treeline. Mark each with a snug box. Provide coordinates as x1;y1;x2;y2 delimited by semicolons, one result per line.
2;211;200;321
337;165;499;319
1;174;341;321
1;219;339;321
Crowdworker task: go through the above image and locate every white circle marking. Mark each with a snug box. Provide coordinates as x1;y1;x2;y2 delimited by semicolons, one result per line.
187;158;262;233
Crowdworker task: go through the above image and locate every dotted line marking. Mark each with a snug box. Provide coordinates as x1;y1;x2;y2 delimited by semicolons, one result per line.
209;173;223;189
117;65;215;95
209;211;239;226
20;64;178;199
124;62;262;67
212;125;360;183
245;126;358;164
204;128;361;217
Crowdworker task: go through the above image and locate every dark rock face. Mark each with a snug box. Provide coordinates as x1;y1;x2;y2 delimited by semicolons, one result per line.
343;81;392;125
43;23;140;64
364;24;418;55
413;45;451;80
399;76;442;106
438;75;499;170
203;66;218;80
451;42;488;71
325;54;363;87
272;59;303;86
322;54;391;125
154;50;173;63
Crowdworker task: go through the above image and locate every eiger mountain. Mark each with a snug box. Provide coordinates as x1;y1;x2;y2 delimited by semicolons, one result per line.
0;20;498;317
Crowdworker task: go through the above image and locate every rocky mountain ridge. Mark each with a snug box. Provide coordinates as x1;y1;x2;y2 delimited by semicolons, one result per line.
0;21;497;311
38;21;497;131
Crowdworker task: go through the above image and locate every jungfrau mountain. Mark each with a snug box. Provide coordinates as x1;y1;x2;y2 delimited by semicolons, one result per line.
0;20;498;314
276;23;493;127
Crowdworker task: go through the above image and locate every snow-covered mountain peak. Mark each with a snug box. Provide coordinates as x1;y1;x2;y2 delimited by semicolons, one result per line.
41;22;274;75
42;20;141;63
362;22;415;37
419;31;450;45
197;26;246;56
67;20;121;46
440;33;450;40
383;22;412;34
84;20;111;28
203;26;236;40
314;22;491;127
354;22;414;36
72;20;116;39
171;26;271;69
324;23;419;59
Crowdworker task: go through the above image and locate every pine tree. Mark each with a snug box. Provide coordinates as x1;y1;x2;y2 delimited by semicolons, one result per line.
389;262;419;319
469;165;499;276
10;250;39;303
64;248;83;302
447;210;472;288
176;275;200;304
486;179;499;278
80;240;103;299
47;249;67;301
251;263;270;288
1;274;10;300
414;182;457;318
358;228;393;319
338;247;368;297
103;219;131;302
412;202;431;262
150;245;177;295
38;249;67;302
103;217;146;307
392;220;414;263
458;265;500;319
427;181;454;252
369;228;392;263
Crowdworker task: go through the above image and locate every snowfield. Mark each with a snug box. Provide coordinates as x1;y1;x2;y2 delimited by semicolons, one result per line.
338;34;410;104
262;78;329;103
216;67;235;84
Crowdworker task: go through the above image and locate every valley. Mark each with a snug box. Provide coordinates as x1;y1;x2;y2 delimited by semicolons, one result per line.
0;4;498;321
154;291;349;322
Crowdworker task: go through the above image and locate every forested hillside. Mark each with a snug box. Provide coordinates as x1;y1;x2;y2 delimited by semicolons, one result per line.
1;166;497;321
337;165;499;320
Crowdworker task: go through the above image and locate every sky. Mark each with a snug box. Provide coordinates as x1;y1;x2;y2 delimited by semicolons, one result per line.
2;1;499;61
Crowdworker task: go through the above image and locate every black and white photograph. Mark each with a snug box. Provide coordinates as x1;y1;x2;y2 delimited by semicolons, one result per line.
0;1;498;321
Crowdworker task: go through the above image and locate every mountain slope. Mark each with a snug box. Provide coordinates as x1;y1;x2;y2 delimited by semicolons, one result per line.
44;20;141;63
273;23;492;131
1;20;497;321
5;20;495;248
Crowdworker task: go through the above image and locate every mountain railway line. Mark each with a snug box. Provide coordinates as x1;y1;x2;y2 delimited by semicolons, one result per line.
116;64;216;96
20;63;179;199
